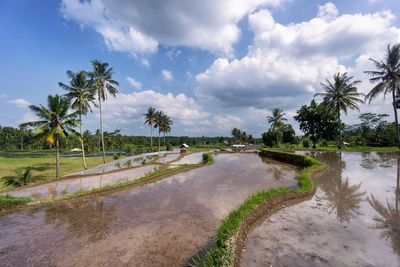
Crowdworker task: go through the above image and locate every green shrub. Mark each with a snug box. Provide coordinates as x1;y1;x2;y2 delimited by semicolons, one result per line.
202;153;214;164
125;146;132;156
302;137;310;148
321;139;328;147
113;153;120;160
166;144;173;151
3;167;40;187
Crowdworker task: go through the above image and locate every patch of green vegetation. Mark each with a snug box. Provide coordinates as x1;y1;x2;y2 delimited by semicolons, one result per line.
0;156;118;189
0;195;32;211
191;149;324;266
202;153;214;164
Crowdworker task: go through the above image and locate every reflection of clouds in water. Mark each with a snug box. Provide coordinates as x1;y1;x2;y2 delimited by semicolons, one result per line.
164;171;197;185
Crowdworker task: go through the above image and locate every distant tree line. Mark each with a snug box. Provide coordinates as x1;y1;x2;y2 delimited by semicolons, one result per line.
0;125;251;151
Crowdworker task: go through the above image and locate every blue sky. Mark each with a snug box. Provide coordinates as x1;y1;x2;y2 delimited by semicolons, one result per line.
1;0;400;137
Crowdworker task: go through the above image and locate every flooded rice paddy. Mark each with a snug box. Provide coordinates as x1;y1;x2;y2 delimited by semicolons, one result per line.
170;152;205;165
2;152;202;200
242;151;400;267
71;151;178;175
7;164;170;200
0;153;299;266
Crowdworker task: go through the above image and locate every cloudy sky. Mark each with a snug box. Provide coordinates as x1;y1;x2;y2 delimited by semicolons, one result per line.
1;0;400;137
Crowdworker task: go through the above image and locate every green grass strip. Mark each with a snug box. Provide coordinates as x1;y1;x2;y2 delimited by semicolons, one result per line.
191;149;324;266
0;194;32;211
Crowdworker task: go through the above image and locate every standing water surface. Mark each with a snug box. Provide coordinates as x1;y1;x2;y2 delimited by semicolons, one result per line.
0;153;299;266
242;151;400;267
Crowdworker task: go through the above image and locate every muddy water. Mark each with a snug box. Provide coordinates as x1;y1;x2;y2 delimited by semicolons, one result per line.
155;153;180;163
0;153;299;266
242;151;400;267
7;164;169;200
72;151;178;175
171;152;204;165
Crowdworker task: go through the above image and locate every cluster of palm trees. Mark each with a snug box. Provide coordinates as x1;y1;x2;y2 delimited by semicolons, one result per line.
21;60;118;177
267;43;400;150
143;107;173;151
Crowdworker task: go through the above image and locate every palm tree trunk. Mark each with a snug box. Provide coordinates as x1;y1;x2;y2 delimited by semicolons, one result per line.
158;129;161;151
276;131;279;148
392;89;400;150
79;108;87;169
99;97;106;164
150;125;153;149
163;132;166;150
338;109;342;149
56;139;60;178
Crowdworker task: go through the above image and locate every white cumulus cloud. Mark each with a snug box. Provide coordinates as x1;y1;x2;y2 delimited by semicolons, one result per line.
60;0;285;56
161;69;173;81
8;99;32;108
196;4;400;118
126;76;142;90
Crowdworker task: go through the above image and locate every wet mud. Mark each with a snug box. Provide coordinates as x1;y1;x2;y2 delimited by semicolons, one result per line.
0;153;300;266
241;151;400;267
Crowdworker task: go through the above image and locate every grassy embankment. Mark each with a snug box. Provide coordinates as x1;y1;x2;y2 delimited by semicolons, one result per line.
269;144;398;151
191;149;325;266
0;156;119;189
0;153;214;210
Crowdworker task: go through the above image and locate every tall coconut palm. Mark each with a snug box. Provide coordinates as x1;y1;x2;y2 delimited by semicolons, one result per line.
88;59;119;164
266;108;287;147
144;107;156;149
364;44;400;150
154;110;165;151
20;95;79;178
59;70;95;169
315;72;364;149
159;114;173;149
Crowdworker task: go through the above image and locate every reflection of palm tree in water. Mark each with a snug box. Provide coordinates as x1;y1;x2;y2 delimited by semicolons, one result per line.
43;199;117;242
368;153;400;256
310;151;366;223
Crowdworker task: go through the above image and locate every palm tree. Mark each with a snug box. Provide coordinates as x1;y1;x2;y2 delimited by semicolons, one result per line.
88;59;119;164
144;107;156;149
59;70;95;169
154;110;165;151
19;125;27;150
315;72;364;149
266;108;287;147
4;167;34;187
20;95;79;178
159;114;173;150
364;44;400;150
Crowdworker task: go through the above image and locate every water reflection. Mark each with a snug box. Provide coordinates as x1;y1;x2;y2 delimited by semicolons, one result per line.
368;153;400;256
314;152;366;223
33;199;116;243
361;152;397;169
